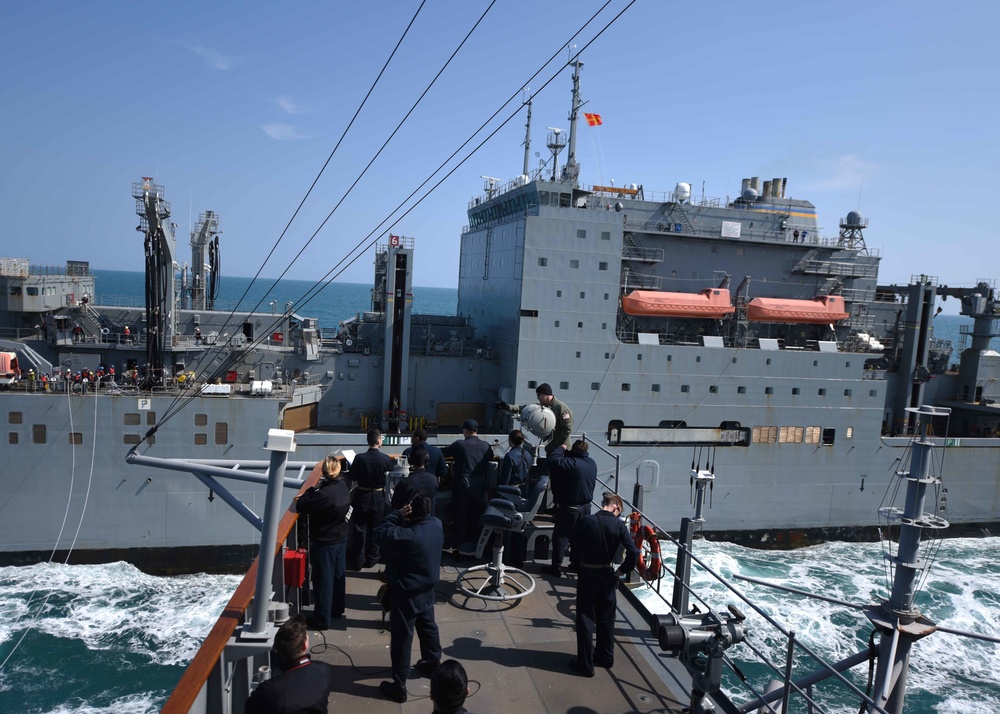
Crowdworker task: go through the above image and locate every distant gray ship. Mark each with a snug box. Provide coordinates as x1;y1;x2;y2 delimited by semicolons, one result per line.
1;63;998;572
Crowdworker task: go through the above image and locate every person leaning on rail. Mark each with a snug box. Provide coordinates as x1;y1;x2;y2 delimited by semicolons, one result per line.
292;453;351;629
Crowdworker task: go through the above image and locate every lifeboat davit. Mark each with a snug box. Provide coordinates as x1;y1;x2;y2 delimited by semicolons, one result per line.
746;295;849;324
622;288;735;318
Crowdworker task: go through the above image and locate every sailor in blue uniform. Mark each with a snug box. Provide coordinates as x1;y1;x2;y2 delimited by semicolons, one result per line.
569;491;639;677
347;428;393;569
374;481;444;703
293;453;351;628
402;427;448;482
544;439;597;576
245;614;333;714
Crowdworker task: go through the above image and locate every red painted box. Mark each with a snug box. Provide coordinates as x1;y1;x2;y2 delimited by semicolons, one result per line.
283;548;308;587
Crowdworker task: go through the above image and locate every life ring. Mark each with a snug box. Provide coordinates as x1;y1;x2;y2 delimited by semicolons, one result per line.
633;524;662;581
101;327;110;335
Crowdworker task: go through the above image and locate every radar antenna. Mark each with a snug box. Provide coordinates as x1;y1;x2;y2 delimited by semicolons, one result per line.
545;127;566;182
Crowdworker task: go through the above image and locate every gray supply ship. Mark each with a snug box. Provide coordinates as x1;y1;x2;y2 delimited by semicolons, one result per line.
1;64;998;572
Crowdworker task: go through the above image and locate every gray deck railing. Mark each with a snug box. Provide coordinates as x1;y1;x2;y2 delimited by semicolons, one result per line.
585;457;892;714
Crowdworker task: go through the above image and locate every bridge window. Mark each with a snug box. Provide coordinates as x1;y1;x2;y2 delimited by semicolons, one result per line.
27;287;39;296
805;426;821;444
822;428;836;446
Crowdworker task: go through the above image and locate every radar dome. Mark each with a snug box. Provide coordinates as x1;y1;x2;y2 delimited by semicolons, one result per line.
675;182;692;203
741;188;759;202
519;404;555;438
846;211;864;226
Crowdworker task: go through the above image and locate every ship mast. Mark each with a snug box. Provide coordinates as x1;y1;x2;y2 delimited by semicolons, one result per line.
563;58;583;186
522;94;532;178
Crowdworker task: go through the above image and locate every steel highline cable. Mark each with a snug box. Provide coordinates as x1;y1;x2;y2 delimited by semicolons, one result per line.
146;1;637;441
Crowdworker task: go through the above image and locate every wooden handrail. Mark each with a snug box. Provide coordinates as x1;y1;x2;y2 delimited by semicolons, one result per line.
162;463;323;714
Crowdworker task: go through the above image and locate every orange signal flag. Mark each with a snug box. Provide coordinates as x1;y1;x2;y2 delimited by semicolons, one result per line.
584;113;603;126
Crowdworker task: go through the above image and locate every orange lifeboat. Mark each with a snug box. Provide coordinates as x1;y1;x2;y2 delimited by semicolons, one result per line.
0;352;20;386
622;288;735;318
746;295;849;324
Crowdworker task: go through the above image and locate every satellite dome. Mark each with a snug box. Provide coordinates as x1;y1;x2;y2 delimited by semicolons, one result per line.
741;188;759;202
846;211;864;226
519;404;555;438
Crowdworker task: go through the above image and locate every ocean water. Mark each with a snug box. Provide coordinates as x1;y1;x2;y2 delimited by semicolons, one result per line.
1;540;997;713
0;563;240;714
92;270;458;327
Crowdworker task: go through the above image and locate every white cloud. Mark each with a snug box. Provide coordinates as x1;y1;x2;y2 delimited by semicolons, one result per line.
262;123;308;141
801;154;878;192
185;44;237;70
275;96;307;115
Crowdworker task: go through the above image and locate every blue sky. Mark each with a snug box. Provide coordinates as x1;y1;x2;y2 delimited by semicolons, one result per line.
2;1;997;304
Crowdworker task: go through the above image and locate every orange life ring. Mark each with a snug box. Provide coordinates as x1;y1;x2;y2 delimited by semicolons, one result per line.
633;525;662;581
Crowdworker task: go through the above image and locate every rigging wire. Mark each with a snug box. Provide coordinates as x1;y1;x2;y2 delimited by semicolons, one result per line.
0;389;100;673
153;0;500;429
152;0;432;421
144;0;635;441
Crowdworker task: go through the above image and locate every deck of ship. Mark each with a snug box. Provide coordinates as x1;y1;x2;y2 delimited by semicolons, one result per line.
306;553;691;713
